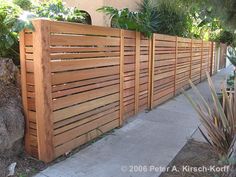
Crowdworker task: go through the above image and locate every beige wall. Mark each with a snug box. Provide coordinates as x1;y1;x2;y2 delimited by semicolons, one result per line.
64;0;141;26
65;0;105;26
104;0;141;11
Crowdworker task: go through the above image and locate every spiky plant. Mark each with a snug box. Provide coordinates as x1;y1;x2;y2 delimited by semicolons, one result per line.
183;73;236;158
97;0;159;38
97;6;139;30
137;0;159;37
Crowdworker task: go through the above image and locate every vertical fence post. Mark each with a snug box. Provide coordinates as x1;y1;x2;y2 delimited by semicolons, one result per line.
19;31;31;153
206;42;209;74
135;32;140;114
210;42;214;76
147;35;153;110
189;38;193;81
119;29;124;126
200;40;203;81
207;42;210;74
174;36;178;95
32;19;54;162
149;34;155;109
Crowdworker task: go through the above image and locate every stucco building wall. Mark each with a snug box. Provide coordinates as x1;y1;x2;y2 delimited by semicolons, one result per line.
64;0;141;26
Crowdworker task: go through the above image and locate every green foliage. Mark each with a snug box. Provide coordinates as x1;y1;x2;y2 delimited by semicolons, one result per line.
208;0;236;29
183;74;236;158
98;0;191;37
98;7;139;30
98;0;224;39
13;0;34;11
0;0;87;63
98;0;236;41
154;0;191;37
34;0;85;23
183;0;236;30
97;4;158;38
137;0;159;37
0;0;21;63
215;30;235;46
180;0;223;40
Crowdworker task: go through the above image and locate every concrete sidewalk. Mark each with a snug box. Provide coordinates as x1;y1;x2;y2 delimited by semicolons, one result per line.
35;67;232;177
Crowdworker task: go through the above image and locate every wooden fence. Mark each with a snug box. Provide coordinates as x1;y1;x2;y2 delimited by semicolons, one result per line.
219;43;228;69
20;19;218;162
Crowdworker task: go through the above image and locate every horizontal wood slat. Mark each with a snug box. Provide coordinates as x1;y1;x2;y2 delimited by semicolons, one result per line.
50;35;120;46
20;19;217;163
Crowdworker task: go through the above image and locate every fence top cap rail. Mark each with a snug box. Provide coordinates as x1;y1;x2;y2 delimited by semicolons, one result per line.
31;18;121;37
29;19;215;43
154;34;212;43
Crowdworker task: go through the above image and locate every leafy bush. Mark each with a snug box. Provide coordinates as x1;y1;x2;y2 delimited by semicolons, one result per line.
136;0;159;37
215;30;235;46
183;73;236;158
34;0;85;23
153;0;191;37
0;0;86;63
98;7;139;30
13;0;34;11
0;1;21;63
205;0;236;29
98;0;191;37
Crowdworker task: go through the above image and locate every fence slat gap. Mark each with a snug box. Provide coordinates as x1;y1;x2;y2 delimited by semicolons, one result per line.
19;19;220;163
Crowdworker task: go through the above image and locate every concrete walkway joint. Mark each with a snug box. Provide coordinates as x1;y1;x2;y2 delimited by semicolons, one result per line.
35;67;232;177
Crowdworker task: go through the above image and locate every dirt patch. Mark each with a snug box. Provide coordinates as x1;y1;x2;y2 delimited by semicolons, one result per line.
0;153;47;177
160;140;229;177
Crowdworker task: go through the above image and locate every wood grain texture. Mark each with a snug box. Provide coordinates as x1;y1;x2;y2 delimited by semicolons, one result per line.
174;36;178;95
32;19;54;162
135;32;140;114
19;31;31;153
147;38;152;110
20;19;217;162
200;40;203;81
119;29;124;126
150;35;155;109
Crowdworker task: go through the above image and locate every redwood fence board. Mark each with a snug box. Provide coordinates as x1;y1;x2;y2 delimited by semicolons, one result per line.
20;19;219;162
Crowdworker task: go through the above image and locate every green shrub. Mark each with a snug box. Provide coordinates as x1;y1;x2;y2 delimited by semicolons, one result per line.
34;0;85;23
13;0;34;11
154;0;191;37
0;0;86;64
98;0;191;37
0;1;21;64
98;7;139;30
215;30;235;46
